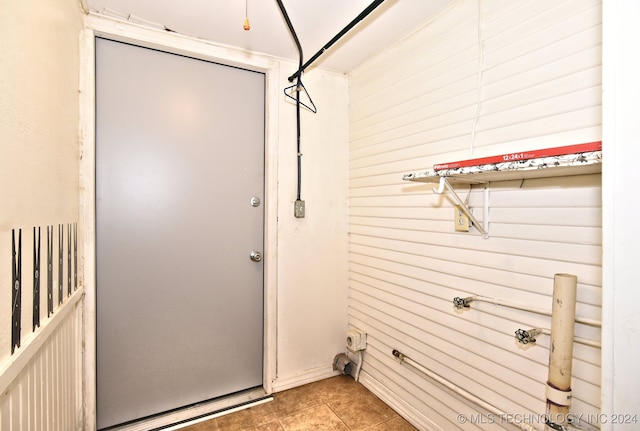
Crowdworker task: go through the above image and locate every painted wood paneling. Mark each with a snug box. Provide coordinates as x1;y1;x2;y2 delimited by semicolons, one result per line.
348;0;602;429
0;294;83;430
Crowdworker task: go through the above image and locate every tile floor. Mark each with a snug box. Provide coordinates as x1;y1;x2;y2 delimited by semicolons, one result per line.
180;375;417;431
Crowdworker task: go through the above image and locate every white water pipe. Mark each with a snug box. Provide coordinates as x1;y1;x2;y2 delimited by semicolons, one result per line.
453;295;601;328
392;349;540;431
515;328;601;349
545;274;577;431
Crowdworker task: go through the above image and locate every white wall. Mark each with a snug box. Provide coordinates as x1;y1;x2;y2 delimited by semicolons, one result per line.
0;0;85;428
601;1;640;429
274;62;350;390
348;0;603;429
0;0;84;361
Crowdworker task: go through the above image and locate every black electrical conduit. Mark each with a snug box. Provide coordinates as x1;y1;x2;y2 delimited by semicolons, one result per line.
275;0;304;204
275;0;386;209
287;0;386;83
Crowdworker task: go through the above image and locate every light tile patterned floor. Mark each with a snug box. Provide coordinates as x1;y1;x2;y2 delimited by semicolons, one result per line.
181;375;417;431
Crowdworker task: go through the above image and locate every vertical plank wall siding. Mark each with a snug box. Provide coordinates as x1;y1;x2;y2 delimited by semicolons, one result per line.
348;1;602;430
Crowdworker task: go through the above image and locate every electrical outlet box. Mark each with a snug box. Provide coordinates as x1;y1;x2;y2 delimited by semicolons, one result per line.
346;329;367;352
454;205;470;232
294;200;305;218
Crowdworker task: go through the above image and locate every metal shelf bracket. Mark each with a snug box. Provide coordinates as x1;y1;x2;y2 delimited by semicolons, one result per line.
432;177;489;238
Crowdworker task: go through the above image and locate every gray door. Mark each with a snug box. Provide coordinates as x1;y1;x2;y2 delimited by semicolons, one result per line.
95;38;265;429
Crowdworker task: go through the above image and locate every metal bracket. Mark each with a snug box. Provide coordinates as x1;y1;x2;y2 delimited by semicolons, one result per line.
432;177;489;238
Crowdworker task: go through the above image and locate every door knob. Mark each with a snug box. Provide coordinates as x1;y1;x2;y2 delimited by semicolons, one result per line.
250;250;262;262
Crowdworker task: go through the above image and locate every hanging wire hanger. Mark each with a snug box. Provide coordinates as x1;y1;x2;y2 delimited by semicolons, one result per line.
283;81;317;114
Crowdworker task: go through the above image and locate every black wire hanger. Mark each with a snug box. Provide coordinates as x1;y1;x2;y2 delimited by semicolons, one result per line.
283;81;317;114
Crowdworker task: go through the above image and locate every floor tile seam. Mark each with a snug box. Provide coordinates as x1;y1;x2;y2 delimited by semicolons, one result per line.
326;399;402;431
272;401;337;425
359;416;402;431
325;402;355;430
275;402;354;430
271;400;328;421
244;418;283;430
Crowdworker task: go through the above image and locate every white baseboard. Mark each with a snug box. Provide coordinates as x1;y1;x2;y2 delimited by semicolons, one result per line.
358;372;443;431
272;365;342;392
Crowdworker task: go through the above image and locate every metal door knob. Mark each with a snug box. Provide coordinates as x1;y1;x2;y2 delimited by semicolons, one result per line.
250;250;262;262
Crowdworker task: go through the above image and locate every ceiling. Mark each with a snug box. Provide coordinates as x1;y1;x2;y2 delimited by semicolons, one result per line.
85;0;453;74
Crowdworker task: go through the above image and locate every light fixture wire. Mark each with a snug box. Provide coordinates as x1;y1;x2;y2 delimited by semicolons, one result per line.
243;0;250;30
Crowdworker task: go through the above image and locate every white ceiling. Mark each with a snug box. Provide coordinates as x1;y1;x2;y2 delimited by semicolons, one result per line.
85;0;453;74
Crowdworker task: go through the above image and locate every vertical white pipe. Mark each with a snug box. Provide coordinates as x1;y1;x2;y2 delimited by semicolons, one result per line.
545;274;577;430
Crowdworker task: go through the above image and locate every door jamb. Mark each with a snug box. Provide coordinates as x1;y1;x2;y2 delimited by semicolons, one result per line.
80;14;279;430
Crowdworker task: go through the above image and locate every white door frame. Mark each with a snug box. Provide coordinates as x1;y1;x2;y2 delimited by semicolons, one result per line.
79;14;279;430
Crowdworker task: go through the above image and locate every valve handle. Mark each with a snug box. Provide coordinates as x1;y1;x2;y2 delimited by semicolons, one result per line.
453;297;467;309
515;328;534;344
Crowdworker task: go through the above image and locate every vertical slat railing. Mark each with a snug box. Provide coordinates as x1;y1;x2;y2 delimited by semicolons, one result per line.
1;224;83;431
